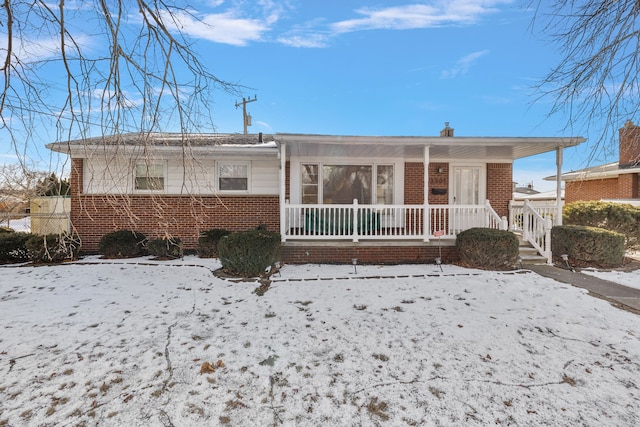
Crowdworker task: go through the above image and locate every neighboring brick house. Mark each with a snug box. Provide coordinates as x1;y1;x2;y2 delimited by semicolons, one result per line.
555;121;640;204
47;125;585;263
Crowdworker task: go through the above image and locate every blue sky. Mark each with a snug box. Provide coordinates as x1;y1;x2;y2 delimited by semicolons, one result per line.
0;0;623;191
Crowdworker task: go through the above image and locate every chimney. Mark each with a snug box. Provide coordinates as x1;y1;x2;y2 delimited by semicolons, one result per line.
440;122;454;137
619;120;640;168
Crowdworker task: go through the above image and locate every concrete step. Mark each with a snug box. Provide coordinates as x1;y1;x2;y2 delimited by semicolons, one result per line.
517;240;548;265
519;253;549;265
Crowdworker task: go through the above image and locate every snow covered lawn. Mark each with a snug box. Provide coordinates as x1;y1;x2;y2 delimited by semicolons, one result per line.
1;257;639;426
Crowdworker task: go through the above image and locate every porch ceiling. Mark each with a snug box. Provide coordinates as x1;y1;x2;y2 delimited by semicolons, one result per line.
277;134;586;161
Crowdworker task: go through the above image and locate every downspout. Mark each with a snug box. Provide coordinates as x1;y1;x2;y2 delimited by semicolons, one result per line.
555;146;563;226
423;145;430;242
279;142;287;242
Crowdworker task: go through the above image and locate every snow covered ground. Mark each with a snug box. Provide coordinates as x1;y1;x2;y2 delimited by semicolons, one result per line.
581;253;640;290
1;256;639;426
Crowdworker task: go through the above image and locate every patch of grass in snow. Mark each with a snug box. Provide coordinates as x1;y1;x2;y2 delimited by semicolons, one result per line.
372;353;389;362
187;403;205;416
19;409;32;420
429;386;445;399
364;396;389;421
562;373;577;386
225;398;247;409
259;354;279;366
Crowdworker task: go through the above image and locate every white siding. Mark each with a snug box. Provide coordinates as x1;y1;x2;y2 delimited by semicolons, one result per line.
250;159;279;195
84;157;132;194
82;155;278;196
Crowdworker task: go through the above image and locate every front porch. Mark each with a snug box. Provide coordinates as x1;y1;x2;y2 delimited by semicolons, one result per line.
279;199;557;264
274;130;584;265
282;200;507;242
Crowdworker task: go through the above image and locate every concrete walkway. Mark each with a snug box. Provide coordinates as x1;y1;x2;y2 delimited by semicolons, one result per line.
527;262;640;314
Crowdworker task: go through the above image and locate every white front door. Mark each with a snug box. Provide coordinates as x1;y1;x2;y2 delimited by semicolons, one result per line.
450;165;486;233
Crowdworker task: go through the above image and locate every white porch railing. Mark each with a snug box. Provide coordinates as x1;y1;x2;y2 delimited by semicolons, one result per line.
283;199;508;242
517;200;553;263
509;201;557;233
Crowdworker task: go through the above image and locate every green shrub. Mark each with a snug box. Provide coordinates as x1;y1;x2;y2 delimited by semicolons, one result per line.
0;227;14;234
0;231;36;263
217;229;281;277
197;228;231;258
99;230;147;258
563;201;640;248
551;225;625;268
456;228;519;270
25;233;80;263
147;237;183;259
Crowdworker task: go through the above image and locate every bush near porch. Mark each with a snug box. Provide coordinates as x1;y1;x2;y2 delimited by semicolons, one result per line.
551;225;625;268
563;201;640;249
455;228;519;270
218;229;281;277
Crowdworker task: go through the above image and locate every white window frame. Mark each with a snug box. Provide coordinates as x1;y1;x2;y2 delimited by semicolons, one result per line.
297;160;398;205
133;161;166;192
217;161;251;193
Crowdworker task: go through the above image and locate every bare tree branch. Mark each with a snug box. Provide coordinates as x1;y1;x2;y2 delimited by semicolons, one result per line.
528;0;640;158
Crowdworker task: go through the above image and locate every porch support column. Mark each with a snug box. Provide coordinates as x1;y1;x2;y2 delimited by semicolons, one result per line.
279;142;287;242
423;145;430;242
555;146;563;226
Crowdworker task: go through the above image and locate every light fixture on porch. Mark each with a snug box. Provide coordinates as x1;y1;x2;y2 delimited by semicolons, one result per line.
352;258;358;274
437;167;443;174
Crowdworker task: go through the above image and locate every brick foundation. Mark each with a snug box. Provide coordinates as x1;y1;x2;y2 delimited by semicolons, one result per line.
280;243;458;264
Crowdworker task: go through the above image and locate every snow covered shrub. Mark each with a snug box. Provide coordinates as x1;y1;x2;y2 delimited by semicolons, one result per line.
25;233;80;263
551;225;624;268
146;237;183;259
197;228;231;258
455;228;519;270
217;229;281;277
99;230;147;258
0;231;35;263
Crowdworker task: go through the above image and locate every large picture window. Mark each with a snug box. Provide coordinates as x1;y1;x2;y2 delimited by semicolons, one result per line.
301;163;393;204
219;163;248;191
135;163;164;190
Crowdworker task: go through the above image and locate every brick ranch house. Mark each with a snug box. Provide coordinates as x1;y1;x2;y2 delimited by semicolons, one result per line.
47;125;585;264
548;120;640;205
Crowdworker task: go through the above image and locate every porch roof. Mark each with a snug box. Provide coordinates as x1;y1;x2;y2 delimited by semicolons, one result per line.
276;133;586;161
47;132;586;162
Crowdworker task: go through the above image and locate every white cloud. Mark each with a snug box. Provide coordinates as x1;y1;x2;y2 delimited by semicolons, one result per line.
162;10;271;46
440;49;490;79
331;0;512;34
277;33;329;48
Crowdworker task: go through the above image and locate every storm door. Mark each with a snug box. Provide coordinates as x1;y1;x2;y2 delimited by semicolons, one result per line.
450;165;484;234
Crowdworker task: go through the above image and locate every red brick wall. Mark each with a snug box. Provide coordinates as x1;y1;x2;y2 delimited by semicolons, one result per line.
486;163;512;218
404;162;450;204
69;158;279;251
618;173;639;199
565;178;619;203
404;162;424;204
281;244;458;264
71;194;279;251
619;121;640;167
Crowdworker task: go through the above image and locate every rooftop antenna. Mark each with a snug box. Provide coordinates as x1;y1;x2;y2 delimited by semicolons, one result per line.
235;95;257;135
